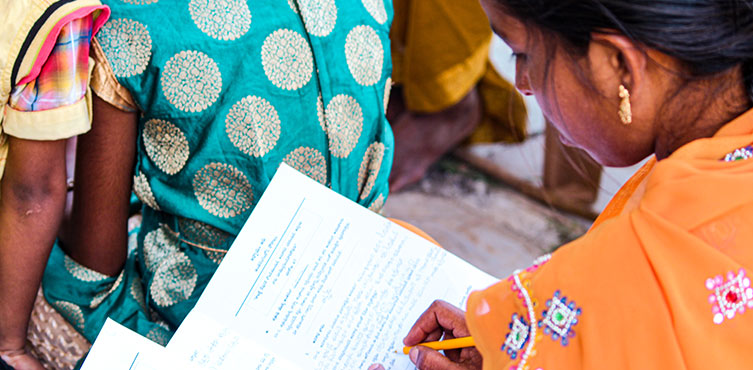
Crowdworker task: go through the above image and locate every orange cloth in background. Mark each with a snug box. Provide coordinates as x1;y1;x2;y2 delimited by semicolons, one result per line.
391;0;527;143
466;109;753;369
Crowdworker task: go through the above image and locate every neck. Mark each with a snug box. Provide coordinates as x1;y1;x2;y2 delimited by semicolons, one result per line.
654;73;751;160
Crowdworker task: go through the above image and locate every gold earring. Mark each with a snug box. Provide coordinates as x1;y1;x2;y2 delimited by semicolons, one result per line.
618;84;632;125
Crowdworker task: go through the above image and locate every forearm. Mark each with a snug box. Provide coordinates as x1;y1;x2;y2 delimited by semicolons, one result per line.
0;184;66;350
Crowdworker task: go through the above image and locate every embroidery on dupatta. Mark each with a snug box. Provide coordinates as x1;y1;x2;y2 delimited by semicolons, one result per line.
505;254;551;370
706;269;753;324
722;145;753;162
538;290;581;346
502;313;530;360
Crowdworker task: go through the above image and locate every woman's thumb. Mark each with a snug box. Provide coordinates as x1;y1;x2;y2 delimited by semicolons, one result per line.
410;346;461;370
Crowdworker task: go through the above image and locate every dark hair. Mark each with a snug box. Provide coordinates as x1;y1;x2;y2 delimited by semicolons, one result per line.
495;0;753;101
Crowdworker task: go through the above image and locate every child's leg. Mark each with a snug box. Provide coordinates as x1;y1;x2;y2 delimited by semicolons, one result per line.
0;137;68;368
61;95;138;276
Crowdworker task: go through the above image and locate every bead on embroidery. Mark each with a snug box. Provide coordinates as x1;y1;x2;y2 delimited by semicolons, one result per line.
706;269;753;324
723;145;753;162
502;313;530;360
539;290;581;346
504;254;552;370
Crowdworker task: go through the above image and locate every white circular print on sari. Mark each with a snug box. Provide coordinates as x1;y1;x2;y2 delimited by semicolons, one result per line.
368;193;385;213
345;25;383;86
325;94;363;158
358;142;385;199
317;94;326;131
143;226;180;273
51;301;85;331
384;77;392;114
362;0;387;24
193;163;253;218
98;18;152;78
298;0;337;37
143;119;190;175
90;271;124;308
225;96;281;158
287;0;298;13
189;0;251;41
161;50;222;113
149;251;198;307
283;147;327;185
261;29;313;91
64;255;108;283
133;172;160;211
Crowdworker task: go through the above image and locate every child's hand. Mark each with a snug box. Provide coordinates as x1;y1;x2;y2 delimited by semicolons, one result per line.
1;350;46;370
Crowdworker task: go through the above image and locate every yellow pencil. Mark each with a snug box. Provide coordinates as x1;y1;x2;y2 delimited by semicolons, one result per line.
401;336;475;355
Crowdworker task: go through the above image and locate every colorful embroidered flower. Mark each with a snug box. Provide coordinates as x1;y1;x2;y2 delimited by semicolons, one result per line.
539;290;581;346
502;313;530;360
723;145;753;162
706;269;753;324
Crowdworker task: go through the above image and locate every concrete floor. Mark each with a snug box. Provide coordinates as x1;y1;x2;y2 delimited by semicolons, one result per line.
383;158;591;279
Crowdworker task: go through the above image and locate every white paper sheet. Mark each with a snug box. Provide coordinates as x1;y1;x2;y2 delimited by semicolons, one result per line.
167;164;498;370
81;319;199;370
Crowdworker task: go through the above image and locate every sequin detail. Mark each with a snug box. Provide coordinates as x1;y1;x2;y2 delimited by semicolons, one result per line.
723;146;753;162
505;254;551;369
509;272;538;370
539;290;581;346
706;269;753;324
502;313;530;360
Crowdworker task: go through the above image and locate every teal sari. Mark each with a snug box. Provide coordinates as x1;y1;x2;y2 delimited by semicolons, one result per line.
44;0;394;345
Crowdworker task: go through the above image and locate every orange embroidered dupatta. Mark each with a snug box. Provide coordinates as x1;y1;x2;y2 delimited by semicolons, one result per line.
466;110;753;370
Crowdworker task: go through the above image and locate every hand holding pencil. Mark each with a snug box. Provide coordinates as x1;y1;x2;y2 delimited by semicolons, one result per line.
368;300;482;370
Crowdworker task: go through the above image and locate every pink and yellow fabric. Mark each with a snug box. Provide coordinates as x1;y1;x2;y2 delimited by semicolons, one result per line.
0;0;109;180
465;109;753;369
10;16;94;112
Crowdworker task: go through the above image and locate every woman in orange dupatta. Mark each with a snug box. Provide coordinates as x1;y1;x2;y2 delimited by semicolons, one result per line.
369;1;753;369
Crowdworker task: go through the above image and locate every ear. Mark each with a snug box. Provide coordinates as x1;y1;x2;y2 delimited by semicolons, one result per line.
589;32;647;96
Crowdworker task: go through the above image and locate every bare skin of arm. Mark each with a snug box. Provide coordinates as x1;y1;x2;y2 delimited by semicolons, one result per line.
60;94;138;276
0;137;68;369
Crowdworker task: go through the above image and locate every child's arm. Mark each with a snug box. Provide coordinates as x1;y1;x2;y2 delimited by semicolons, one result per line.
0;137;67;368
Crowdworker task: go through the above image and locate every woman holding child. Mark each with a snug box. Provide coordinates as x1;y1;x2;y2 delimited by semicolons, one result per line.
381;0;753;369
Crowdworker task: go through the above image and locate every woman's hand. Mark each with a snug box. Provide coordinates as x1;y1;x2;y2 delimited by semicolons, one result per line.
368;300;482;370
